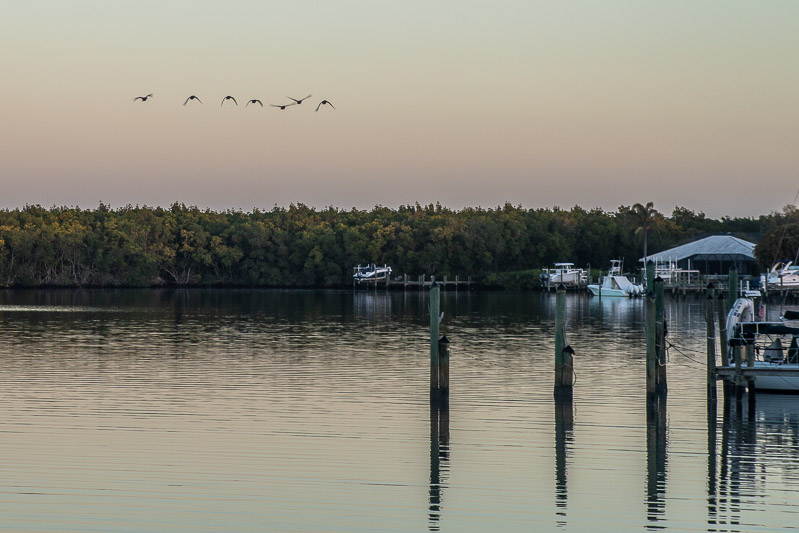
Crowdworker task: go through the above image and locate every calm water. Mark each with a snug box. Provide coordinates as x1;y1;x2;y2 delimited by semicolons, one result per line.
0;289;798;532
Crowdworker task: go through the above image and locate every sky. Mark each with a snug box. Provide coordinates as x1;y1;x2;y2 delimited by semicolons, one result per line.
1;1;797;218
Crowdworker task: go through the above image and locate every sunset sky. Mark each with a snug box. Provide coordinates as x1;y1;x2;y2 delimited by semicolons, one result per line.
2;1;797;218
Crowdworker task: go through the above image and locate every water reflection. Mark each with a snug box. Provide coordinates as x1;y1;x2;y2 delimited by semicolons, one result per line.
554;399;574;528
646;397;668;530
428;397;450;531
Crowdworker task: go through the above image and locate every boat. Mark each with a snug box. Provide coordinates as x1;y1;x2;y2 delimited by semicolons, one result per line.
540;263;587;288
766;260;799;289
353;264;392;283
587;260;644;297
725;298;799;392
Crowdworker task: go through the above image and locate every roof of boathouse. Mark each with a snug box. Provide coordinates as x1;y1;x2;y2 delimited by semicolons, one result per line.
640;235;756;263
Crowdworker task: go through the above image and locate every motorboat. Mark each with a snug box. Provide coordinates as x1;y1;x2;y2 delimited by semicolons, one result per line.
353;264;392;283
766;260;799;289
725;299;799;392
540;263;587;288
587;259;644;297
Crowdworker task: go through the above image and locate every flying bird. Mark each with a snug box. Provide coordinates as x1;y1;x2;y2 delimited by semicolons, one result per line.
221;96;238;106
315;100;335;112
183;95;203;105
246;99;263;107
270;103;296;110
134;94;153;102
287;94;312;105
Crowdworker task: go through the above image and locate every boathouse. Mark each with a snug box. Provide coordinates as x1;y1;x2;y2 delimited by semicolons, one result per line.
641;235;758;277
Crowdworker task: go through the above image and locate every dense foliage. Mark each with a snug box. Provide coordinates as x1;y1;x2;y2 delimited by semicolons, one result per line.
0;202;773;288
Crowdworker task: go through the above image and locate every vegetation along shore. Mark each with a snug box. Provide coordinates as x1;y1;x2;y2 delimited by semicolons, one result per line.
0;202;796;289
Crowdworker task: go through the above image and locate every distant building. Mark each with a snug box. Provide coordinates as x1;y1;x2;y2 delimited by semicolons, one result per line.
641;235;758;277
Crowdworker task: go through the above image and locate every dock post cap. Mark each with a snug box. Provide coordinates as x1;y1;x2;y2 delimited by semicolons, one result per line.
706;282;715;290
439;335;450;345
654;275;664;283
647;290;655;299
430;281;439;288
646;259;655;265
562;345;575;355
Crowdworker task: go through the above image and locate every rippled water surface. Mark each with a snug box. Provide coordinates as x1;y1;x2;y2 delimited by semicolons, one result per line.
1;289;798;532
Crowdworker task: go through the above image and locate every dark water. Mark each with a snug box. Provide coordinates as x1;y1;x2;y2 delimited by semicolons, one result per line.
0;289;797;532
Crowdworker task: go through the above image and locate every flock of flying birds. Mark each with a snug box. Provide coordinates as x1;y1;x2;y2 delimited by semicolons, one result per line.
133;93;335;112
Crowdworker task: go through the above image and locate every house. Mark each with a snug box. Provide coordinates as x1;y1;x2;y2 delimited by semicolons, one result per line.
641;235;758;277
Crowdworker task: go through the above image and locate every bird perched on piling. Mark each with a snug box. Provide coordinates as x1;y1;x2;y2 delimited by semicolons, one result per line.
270;103;296;110
183;95;203;105
134;94;153;102
287;94;312;105
221;96;238;106
315;100;335;111
246;99;263;107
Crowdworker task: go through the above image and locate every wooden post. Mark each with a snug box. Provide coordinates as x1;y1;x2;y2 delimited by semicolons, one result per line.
554;285;572;400
438;336;450;396
430;282;440;395
717;292;728;366
646;290;657;402
745;340;755;407
706;285;717;402
727;266;738;310
646;260;655;294
733;341;743;404
654;276;667;395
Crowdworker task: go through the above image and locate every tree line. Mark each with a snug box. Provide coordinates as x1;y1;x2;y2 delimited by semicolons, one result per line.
0;202;790;288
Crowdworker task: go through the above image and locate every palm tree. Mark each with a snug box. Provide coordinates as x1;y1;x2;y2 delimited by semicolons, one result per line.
632;201;657;262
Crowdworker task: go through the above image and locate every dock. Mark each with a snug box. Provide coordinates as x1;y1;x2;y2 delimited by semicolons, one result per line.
353;273;474;290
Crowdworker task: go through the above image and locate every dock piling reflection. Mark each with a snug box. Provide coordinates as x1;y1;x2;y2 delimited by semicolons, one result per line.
646;396;668;530
428;396;450;531
554;398;574;528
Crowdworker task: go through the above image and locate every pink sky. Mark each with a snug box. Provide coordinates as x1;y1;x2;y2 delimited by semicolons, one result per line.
2;1;797;218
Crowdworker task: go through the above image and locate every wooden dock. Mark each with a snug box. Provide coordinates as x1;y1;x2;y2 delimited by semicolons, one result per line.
353;273;474;290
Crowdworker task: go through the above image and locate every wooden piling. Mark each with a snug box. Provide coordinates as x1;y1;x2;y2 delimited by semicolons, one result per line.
430;282;440;394
705;285;717;402
554;285;572;400
745;340;755;406
727;266;738;310
646;260;655;293
438;336;450;396
654;276;667;395
733;342;743;404
717;293;728;367
646;290;657;401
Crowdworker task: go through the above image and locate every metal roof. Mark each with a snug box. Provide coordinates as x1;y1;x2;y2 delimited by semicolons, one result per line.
640;235;756;263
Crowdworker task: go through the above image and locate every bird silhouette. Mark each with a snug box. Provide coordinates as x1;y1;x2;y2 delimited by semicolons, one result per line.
183;95;203;105
246;99;263;108
287;94;312;105
270;103;297;110
134;94;153;102
315;100;335;112
221;96;238;106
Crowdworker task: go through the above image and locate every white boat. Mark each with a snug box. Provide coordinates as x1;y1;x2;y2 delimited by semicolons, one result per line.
587;260;643;297
726;299;799;392
541;263;587;288
353;264;392;283
766;260;799;289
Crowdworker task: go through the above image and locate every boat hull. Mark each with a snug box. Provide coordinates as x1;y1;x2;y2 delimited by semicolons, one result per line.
753;362;799;392
587;285;627;297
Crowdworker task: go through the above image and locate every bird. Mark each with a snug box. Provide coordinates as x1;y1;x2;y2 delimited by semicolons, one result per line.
287;94;312;105
134;94;153;102
221;96;238;106
183;95;203;105
315;100;335;112
270;103;296;110
246;99;263;108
